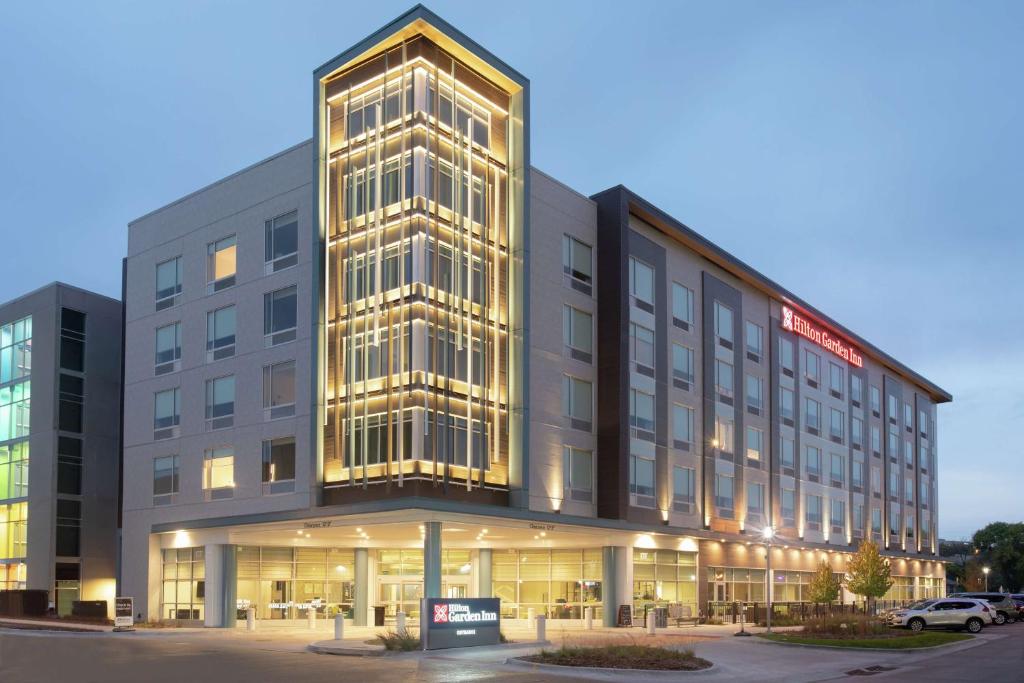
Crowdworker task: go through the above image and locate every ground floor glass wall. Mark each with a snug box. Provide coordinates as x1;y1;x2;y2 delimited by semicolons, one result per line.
161;547;204;620
0;561;25;590
882;576;916;602
377;549;472;619
633;550;697;616
236;546;354;619
492;548;602;619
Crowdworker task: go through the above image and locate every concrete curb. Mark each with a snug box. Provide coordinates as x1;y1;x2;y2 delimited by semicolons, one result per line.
307;642;386;656
753;633;979;653
504;656;717;679
308;638;551;657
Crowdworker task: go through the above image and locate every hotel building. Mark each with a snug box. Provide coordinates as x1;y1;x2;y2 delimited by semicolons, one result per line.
0;283;122;615
119;6;950;626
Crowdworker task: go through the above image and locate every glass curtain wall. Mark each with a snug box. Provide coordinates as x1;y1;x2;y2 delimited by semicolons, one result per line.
633;550;697;615
322;34;512;491
236;546;355;619
160;547;205;620
0;316;30;588
492;548;602;619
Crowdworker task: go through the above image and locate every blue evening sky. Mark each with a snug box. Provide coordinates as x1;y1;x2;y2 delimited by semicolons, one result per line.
1;1;1020;539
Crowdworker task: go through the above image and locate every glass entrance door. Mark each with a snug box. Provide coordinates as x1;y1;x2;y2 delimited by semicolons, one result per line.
378;580;422;619
443;581;468;599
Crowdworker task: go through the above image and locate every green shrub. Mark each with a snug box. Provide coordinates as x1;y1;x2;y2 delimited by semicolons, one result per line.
524;644;712;671
801;614;889;638
757;613;803;627
375;629;421;651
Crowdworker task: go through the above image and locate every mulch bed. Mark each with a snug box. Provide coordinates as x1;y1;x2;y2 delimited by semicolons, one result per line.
522;644;712;671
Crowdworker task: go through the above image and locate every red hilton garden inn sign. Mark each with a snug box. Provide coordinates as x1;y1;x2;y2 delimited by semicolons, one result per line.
781;306;863;368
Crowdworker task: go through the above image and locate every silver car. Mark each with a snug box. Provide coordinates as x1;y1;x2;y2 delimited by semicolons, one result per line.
888;598;993;633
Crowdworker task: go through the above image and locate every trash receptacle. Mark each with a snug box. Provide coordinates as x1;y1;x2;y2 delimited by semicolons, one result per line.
374;605;386;627
654;607;668;628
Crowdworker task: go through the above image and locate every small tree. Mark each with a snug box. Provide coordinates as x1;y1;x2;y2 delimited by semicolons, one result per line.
808;560;841;605
845;539;893;613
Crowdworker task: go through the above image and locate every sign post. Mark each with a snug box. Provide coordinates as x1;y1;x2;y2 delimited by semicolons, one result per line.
114;597;134;631
420;597;500;650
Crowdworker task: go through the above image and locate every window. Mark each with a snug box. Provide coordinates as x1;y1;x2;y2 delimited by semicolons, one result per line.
745;374;763;412
562;375;592;431
906;515;915;538
781;488;796;526
155;322;181;373
870;385;881;415
56;437;81;496
55;499;81;557
672;283;694;328
203;446;235;499
805;494;822;529
629;388;655;434
156;256;182;310
206;305;236;361
630;454;655;499
562;447;593;503
888;395;898;421
920;446;929;471
871;426;881;454
629;323;655;371
904;440;914;467
851;374;863;406
831;499;845;532
829;362;843;397
780;387;795;422
779;337;794;375
804;350;820;385
205;376;235;430
629;257;654;308
715;359;734;398
871;466;881;494
746;427;763;464
852;417;863;449
830;452;845;487
672;344;694;386
905;476;914;504
563;305;593;362
853;503;864;532
673;466;695;511
920;480;929;506
805;445;822;478
60;308;85;373
153;455;179;505
56;374;83;434
154;388;180;439
830;408;845;442
919;409;929;436
747;482;765;517
562;235;592;293
872;508;882;534
263;361;296;419
889;509;900;536
264;286;297;346
265;210;298;272
804;397;820;433
781;437;795;469
714;415;734;453
852;455;864;488
672;404;693;448
714;474;734;517
207;235;237;292
262;437;296;494
713;302;733;345
889;469;899;497
745;321;763;360
903;402;913;429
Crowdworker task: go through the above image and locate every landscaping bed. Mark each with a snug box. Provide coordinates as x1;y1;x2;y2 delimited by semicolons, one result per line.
760;631;971;650
522;644;712;671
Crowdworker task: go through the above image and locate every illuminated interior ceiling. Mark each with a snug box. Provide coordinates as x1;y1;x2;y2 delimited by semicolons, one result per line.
316;15;526;493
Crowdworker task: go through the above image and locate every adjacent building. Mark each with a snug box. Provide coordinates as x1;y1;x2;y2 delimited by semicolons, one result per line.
119;6;949;627
0;283;122;615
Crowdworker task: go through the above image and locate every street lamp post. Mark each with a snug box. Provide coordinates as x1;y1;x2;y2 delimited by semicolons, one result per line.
763;526;775;634
983;566;990;592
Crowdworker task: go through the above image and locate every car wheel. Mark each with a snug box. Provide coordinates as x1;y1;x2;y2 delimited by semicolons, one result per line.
994;612;1006;625
966;617;983;633
908;618;925;633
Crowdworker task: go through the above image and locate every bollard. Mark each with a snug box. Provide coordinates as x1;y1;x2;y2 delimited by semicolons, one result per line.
246;607;256;632
334;614;344;641
396;611;407;635
646;610;656;635
584;606;593;630
536;614;546;642
527;607;536;628
307;607;316;630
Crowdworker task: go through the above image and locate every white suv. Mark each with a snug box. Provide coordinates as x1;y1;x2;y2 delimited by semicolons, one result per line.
888;598;992;633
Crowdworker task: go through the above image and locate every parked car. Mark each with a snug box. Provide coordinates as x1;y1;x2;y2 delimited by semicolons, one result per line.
949;593;1018;625
1009;595;1024;620
888;598;992;633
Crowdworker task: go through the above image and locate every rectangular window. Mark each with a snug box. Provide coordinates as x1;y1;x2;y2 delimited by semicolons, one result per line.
920;480;929;506
905;476;914;504
829;362;843;397
781;488;796;526
629;257;654;308
805;494;822;529
870;385;881;415
852;455;864;488
673;466;695;511
59;308;85;373
781;387;795;422
889;509;900;536
871;426;881;454
779;337;794;375
851;374;863;406
562;446;593;503
153;455;179;505
804;349;820;385
672;282;694;328
831;499;845;532
562;375;593;431
830;408;845;442
904;440;913;467
714;415;734;453
872;508;882;534
264;286;297;346
262;437;296;494
854;503;864;532
629;323;655;371
745;321;763;360
745;426;763;464
888;395;898;421
263;361;296;419
919;409;929;436
889;469;899;497
830;452;845;487
55;499;81;557
906;514;915;538
715;359;734;399
203;446;235;499
155;322;181;374
871;466;881;494
58;373;84;433
205;376;235;430
672;344;694;386
714;474;734;517
903;402;913;429
206;305;236;361
629;388;655;434
155;256;182;310
747;482;765;517
781;438;795;469
154;388;180;439
804;397;820;433
56;437;81;496
562;305;593;362
805;445;822;478
562;235;593;293
207;235;237;292
713;302;733;345
745;374;763;412
852;417;863;449
265;210;298;272
672;403;693;448
630;454;655;499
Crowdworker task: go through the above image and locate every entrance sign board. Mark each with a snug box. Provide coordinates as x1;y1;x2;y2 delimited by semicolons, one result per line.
616;604;633;627
781;306;863;368
420;598;500;650
114;597;134;630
